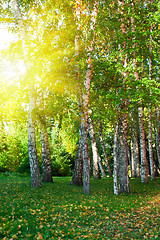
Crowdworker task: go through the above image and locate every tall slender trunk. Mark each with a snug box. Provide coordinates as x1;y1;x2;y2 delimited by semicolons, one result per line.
138;106;149;183
28;88;41;187
74;0;90;193
132;127;140;177
148;30;155;181
99;121;112;177
156;107;160;167
81;0;99;194
88;116;101;179
130;140;136;177
12;0;41;187
81;117;90;194
116;0;130;194
148;110;155;180
98;153;107;178
131;3;148;183
39;93;53;183
118;113;130;193
40;121;53;183
70;138;83;186
113;120;119;195
70;0;83;186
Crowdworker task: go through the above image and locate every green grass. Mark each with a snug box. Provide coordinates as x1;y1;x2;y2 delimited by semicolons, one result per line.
0;175;160;239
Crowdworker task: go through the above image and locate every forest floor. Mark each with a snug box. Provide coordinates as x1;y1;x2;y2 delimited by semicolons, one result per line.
0;175;160;239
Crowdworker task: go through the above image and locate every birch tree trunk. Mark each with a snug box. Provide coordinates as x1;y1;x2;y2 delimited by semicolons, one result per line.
138;106;149;183
81;0;99;194
130;140;136;178
148;30;155;181
40;121;53;183
88;116;101;179
98;153;107;178
99;121;112;177
116;0;130;194
12;0;41;187
131;4;148;183
132;128;140;177
156;107;160;167
28;88;41;187
148;110;155;180
70;138;83;186
38;93;53;183
70;0;83;186
113;120;119;195
118;113;130;193
81;116;90;194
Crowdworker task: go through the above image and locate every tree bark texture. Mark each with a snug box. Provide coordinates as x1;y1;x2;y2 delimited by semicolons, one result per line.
113;120;119;195
156;106;160;167
70;138;83;186
130;140;136;178
148;25;155;181
138;106;149;183
132;128;141;177
118;114;130;194
81;0;99;194
81;119;90;194
148;111;155;180
88;117;101;179
131;1;149;183
40;121;53;182
28;89;41;187
99;121;112;177
12;0;41;187
98;153;107;178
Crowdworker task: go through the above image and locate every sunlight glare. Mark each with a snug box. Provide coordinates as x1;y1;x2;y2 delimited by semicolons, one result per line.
0;25;15;50
0;25;26;85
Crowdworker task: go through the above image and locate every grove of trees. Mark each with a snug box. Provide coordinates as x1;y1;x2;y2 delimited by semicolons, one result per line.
0;0;159;194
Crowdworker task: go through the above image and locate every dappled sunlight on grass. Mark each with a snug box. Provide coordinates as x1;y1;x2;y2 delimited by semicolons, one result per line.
0;176;159;239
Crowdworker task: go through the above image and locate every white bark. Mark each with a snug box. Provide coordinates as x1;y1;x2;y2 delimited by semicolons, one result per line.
88;117;101;179
130;140;136;178
148;111;155;180
40;121;53;182
132;128;141;177
77;0;99;194
81;118;90;194
70;137;83;186
39;93;53;183
131;3;148;183
156;107;160;166
148;32;155;181
118;114;130;194
138;106;149;183
98;154;107;178
113;120;119;195
99;121;112;177
28;88;41;187
12;0;41;187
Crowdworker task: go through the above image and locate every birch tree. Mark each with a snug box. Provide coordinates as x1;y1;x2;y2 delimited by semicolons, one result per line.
88;115;101;179
70;138;83;186
131;1;149;184
74;0;100;194
132;124;140;177
99;120;112;177
11;0;41;187
117;0;130;193
113;120;119;195
37;91;53;183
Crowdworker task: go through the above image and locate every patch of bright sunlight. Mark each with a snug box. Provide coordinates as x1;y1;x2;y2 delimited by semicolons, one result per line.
0;25;15;50
0;25;26;84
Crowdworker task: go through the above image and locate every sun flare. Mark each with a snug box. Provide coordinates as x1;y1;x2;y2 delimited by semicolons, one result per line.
0;25;26;85
0;25;15;50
